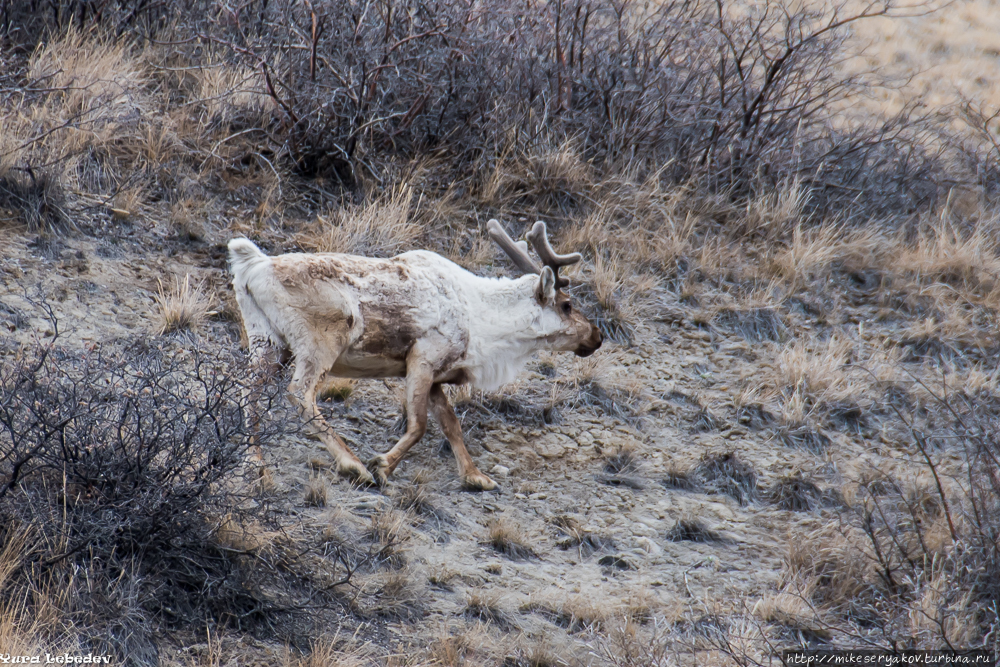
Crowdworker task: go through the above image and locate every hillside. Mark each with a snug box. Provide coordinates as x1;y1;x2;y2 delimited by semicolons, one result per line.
1;1;998;665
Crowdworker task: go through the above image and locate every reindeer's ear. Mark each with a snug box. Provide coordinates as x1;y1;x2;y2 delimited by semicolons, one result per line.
536;266;557;305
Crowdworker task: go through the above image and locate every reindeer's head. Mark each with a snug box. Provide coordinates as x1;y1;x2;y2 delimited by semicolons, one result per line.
488;219;603;357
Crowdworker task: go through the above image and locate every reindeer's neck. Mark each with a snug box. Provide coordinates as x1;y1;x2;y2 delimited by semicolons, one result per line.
463;276;547;390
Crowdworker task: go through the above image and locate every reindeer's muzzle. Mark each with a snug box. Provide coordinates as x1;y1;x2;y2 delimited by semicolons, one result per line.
575;325;603;357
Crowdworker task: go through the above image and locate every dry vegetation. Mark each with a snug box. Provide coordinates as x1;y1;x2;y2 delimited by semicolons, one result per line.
1;0;999;664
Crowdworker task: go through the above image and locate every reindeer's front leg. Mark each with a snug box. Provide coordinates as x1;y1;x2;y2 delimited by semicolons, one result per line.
368;357;434;486
428;384;497;491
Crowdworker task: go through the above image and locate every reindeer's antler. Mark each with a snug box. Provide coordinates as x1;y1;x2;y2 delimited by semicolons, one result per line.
526;221;581;289
487;219;542;275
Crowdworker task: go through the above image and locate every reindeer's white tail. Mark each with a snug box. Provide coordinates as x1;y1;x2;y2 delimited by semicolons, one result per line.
228;238;284;354
228;238;268;275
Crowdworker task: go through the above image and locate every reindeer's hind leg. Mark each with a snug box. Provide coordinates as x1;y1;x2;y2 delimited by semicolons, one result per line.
367;357;434;486
428;384;497;491
287;339;375;486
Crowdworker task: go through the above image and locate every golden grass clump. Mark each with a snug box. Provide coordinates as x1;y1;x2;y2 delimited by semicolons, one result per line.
775;335;856;409
304;473;329;507
154;274;214;334
485;517;536;560
297;183;419;257
317;377;356;402
28;27;149;117
891;219;1000;291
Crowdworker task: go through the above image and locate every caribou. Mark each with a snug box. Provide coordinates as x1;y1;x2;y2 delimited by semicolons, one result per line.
228;219;602;489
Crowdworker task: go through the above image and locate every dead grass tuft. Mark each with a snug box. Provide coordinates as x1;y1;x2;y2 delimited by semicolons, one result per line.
464;590;515;631
297;184;419;257
766;472;827;512
154;274;214;335
303;473;329;507
665;517;726;543
693;451;760;506
317;377;355;402
485;517;536;560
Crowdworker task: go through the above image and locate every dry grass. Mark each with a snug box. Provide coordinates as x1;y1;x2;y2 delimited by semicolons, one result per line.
304;473;329;507
485;517;536;560
367;508;409;568
521;594;608;632
154;274;214;335
317;377;356;402
297;184;420;257
464;589;515;630
774;335;856;410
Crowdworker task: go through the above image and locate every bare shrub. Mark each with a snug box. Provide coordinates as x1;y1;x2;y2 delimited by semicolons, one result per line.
0;336;358;649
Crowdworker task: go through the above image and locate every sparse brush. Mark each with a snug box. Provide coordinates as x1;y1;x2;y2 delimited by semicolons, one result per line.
485;517;536;560
154;274;214;335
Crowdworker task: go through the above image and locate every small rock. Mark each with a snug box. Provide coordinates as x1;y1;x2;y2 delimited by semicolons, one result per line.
598;554;636;570
491;464;510;478
528;492;548;501
535;438;566;459
634;536;663;556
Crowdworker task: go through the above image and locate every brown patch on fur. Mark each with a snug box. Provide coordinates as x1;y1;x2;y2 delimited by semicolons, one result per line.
358;304;418;359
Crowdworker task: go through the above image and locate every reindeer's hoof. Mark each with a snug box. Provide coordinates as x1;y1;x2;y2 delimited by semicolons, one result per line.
461;471;498;492
366;455;391;488
339;459;377;486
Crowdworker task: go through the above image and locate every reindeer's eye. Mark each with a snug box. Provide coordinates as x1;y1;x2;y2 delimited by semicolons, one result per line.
561;302;572;315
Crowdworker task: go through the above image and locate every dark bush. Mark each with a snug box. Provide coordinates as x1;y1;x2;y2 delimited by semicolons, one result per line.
2;0;954;218
0;336;352;659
